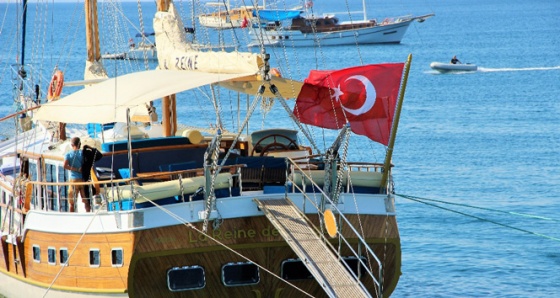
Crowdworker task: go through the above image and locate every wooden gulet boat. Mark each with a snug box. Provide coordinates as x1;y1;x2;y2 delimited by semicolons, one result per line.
198;1;262;29
248;3;434;47
0;0;412;297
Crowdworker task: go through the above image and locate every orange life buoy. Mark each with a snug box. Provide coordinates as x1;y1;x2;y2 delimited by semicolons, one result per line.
270;68;282;78
47;70;64;101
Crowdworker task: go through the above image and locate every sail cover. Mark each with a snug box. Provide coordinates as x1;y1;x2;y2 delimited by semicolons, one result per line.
33;70;253;124
253;10;303;21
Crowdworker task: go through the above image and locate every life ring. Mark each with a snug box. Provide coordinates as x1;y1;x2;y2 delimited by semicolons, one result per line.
47;70;64;101
270;68;282;78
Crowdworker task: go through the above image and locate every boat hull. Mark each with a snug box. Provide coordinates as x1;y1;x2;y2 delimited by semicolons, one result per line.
1;194;400;297
250;20;414;47
430;62;477;73
198;7;259;29
128;214;401;297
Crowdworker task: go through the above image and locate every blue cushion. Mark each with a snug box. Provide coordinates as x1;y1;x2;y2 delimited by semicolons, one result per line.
118;168;132;179
235;156;273;168
101;136;191;152
159;161;197;172
108;199;134;211
263;185;285;194
263;158;287;169
168;161;197;171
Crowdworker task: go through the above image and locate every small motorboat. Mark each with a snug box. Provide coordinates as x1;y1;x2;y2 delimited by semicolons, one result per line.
430;62;477;73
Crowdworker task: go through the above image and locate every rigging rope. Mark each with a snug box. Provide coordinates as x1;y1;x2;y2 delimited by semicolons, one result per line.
397;193;560;242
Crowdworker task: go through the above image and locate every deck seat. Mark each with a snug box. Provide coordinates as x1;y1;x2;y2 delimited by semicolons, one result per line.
289;170;384;193
261;157;287;186
236;156;272;191
105;173;232;204
101;136;191;152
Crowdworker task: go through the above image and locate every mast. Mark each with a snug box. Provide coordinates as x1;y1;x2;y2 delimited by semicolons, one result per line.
380;54;412;192
85;0;101;63
362;0;367;21
157;0;177;137
20;0;28;69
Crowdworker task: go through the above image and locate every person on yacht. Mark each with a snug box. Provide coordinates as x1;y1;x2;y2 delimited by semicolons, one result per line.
64;137;88;212
451;55;461;64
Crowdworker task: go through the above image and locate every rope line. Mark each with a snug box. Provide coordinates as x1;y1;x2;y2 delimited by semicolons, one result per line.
396;194;560;242
398;194;560;222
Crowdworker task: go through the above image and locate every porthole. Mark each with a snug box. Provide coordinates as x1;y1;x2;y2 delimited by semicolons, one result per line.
89;249;100;267
47;247;56;265
342;256;368;278
59;248;69;266
281;259;312;281
111;248;123;267
32;245;40;263
167;266;205;291
222;262;259;286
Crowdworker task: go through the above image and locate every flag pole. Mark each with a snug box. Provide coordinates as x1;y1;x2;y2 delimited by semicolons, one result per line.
380;54;412;193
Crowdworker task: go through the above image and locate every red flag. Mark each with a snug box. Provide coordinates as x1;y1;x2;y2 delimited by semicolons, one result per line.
294;63;404;145
241;17;248;28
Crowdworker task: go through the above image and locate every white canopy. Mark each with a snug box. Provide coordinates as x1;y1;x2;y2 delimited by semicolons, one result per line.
33;70;254;124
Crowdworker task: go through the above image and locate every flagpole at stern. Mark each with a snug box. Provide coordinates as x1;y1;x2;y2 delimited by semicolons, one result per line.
380;54;412;193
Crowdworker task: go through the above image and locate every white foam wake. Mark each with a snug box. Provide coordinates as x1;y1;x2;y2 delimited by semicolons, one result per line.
478;66;560;72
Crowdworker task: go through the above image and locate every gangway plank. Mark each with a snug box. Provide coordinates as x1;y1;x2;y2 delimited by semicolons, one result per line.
254;198;371;298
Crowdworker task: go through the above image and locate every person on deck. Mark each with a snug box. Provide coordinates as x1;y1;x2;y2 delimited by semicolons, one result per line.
64;137;89;212
451;55;461;64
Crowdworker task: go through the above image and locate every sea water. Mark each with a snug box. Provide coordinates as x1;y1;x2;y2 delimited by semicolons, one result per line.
0;0;559;297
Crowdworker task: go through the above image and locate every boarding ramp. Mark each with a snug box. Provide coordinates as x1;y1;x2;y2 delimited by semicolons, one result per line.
254;198;371;298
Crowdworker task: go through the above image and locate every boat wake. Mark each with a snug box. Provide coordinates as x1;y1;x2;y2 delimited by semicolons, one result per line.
477;66;560;72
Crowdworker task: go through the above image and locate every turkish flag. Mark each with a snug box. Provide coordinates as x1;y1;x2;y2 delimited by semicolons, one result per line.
294;63;404;145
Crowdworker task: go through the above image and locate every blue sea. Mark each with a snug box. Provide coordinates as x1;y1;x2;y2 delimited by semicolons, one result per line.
1;0;559;297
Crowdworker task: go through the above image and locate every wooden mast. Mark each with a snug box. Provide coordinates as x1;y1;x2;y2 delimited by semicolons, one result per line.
157;0;177;137
64;0;100;142
85;0;101;62
380;54;412;192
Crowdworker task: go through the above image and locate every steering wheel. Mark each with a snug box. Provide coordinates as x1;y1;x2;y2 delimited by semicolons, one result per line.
251;134;298;156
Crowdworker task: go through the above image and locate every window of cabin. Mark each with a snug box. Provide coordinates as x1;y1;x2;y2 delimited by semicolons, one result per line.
28;160;38;181
60;248;69;266
32;245;40;262
47;247;56;265
167;266;205;291
222;262;259;286
281;259;313;281
28;160;39;208
89;249;100;267
111;248;123;267
58;165;68;208
44;163;59;211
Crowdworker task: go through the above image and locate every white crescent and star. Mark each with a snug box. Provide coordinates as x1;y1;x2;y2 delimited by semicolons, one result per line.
330;75;377;116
